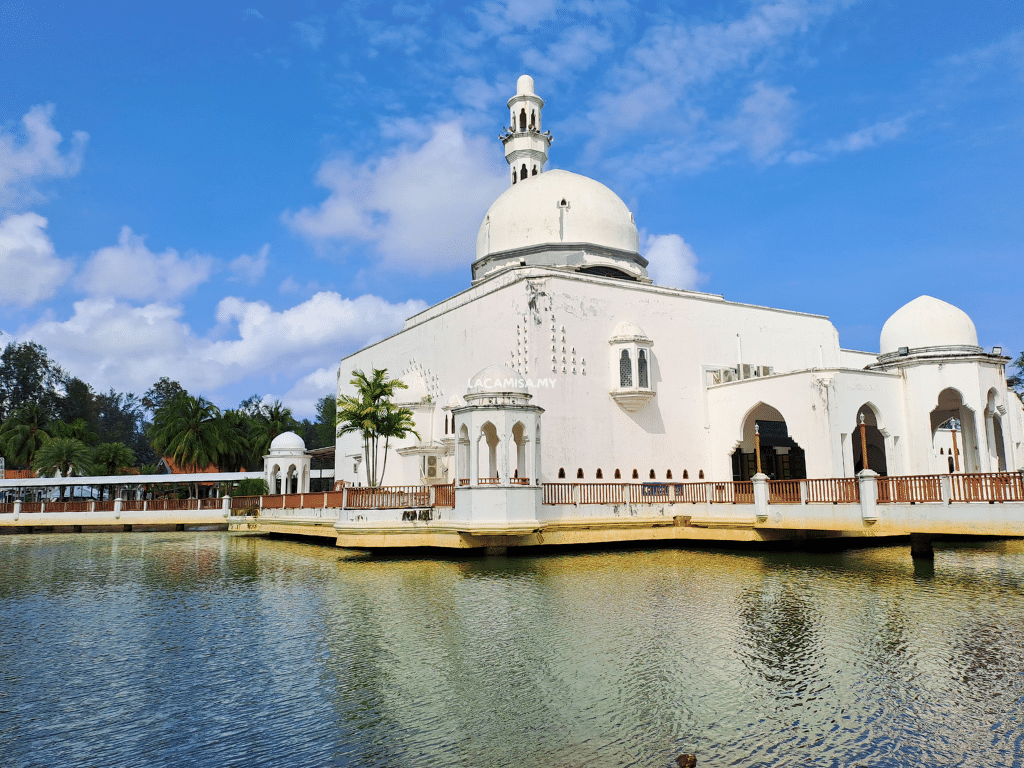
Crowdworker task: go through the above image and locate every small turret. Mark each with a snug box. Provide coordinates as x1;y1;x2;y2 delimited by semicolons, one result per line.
500;74;552;186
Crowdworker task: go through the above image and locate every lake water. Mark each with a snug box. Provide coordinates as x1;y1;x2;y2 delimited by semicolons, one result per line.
1;533;1022;768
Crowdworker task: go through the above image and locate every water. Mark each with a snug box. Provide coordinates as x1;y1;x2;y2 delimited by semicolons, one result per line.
1;534;1023;768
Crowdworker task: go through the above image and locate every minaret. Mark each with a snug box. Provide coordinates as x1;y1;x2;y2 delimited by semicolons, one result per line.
500;74;552;186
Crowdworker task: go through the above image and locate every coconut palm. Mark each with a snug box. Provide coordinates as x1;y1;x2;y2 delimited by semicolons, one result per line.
33;437;93;499
250;400;299;460
0;403;52;468
337;368;418;487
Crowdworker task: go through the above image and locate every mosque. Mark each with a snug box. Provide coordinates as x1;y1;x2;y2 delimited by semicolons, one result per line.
308;75;1023;532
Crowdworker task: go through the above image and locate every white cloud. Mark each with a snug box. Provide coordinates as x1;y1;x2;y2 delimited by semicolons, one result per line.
81;226;214;300
730;82;796;162
644;234;702;290
0;104;88;210
281;366;339;416
293;17;326;50
523;25;614;76
0;213;71;306
17;292;425;410
229;244;270;284
243;7;265;21
786;115;911;164
284;121;507;273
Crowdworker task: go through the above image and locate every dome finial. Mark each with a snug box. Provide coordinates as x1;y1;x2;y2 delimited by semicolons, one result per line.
500;74;552;186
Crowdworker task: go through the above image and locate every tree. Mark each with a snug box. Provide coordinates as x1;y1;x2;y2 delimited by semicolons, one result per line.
49;418;98;446
142;377;186;418
0;341;66;422
1009;351;1024;403
33;437;93;499
336;368;418;487
250;400;299;459
0;404;52;468
91;442;136;476
149;393;243;477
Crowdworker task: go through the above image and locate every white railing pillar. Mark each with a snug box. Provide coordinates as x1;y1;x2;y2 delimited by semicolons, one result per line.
799;480;808;505
222;495;231;518
858;469;878;522
940;475;952;505
13;500;21;520
668;483;676;503
752;473;769;522
572;484;580;506
114;497;123;519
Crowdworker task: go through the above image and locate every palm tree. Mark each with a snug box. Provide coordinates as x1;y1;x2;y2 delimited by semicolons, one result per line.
33;437;93;499
149;393;243;496
47;418;98;446
0;404;52;468
337;368;418;487
250;400;299;460
88;442;136;501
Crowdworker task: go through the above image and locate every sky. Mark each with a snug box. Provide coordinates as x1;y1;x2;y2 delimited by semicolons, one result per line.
1;0;1021;417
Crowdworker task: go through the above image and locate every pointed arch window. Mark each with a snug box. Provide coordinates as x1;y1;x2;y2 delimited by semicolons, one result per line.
698;470;704;479
512;168;517;184
519;109;526;131
638;349;649;388
666;470;673;480
614;469;621;479
632;469;639;479
619;350;632;387
596;468;603;479
521;163;528;181
558;468;565;479
576;468;584;479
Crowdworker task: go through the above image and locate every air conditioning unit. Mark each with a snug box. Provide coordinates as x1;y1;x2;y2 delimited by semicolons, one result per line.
740;364;754;380
719;368;738;383
754;365;773;378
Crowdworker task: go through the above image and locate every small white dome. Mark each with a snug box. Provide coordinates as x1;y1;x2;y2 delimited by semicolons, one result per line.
610;321;651;343
879;295;979;354
445;394;463;410
398;370;428;403
475;170;640;261
517;74;535;95
269;431;306;453
467;364;528;394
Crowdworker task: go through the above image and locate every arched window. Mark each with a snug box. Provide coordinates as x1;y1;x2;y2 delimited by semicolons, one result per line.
480;422;500;481
698;470;705;479
619;350;632;387
632;469;639;479
576;468;584;479
638;349;649;388
512;422;528;481
519;108;526;131
512;168;517;184
558;468;565;479
532;165;538;176
649;469;656;479
521;163;528;181
614;469;621;479
530;109;536;129
683;470;689;479
666;470;673;480
596;468;603;479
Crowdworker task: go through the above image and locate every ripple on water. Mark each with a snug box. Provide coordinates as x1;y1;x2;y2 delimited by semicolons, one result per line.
2;535;1024;767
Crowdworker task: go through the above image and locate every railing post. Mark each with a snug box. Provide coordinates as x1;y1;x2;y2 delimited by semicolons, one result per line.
429;485;436;507
799;480;808;505
222;495;231;518
342;486;349;511
572;484;580;506
752;473;769;522
940;474;952;505
858;469;878;522
114;497;123;520
13;499;21;521
669;483;676;503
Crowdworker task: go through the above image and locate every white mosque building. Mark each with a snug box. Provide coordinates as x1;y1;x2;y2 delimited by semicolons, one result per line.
326;75;1023;524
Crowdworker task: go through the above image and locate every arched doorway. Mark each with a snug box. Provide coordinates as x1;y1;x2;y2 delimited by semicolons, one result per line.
512;422;528;480
731;403;806;481
479;422;500;482
986;389;1008;472
851;404;888;476
930;388;980;473
457;424;470;483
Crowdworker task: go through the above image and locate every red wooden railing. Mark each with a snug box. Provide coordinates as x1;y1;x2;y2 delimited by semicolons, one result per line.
709;482;755;504
434;484;455;507
768;480;801;504
804;478;860;503
630;483;670;503
673;483;708;504
950;472;1024;503
478;477;501;485
877;475;942;504
346;485;429;509
579;483;624;504
542;484;575;505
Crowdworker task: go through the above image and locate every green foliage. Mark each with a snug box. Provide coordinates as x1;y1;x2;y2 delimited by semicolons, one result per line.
337;368;418;487
1009;351;1024;403
142;377;186;417
0;404;52;468
0;341;66;422
49;418;98;446
33;437;93;497
149;392;243;471
235;477;269;496
90;442;137;476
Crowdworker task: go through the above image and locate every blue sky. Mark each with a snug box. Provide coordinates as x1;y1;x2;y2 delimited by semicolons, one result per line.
1;0;1021;417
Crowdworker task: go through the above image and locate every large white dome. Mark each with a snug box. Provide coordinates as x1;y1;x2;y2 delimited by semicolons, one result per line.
269;431;306;454
475;170;640;261
879;295;979;354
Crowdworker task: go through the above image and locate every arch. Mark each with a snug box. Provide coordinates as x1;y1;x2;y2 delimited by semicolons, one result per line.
666;470;673;480
512;168;517;184
529;109;536;129
614;469;621;479
521;163;528;181
731;402;806;481
649;469;656;479
851;403;888;476
577;468;584;479
519;108;526;131
457;424;470;483
596;468;603;479
532;165;538;176
986;388;1008;472
930;388;980;473
638;349;649;388
632;469;639;479
699;470;705;479
479;421;500;481
619;349;632;387
558;468;566;479
270;463;281;494
512;421;528;480
683;470;688;479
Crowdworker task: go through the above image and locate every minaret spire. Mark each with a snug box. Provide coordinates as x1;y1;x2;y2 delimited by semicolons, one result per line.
500;74;553;186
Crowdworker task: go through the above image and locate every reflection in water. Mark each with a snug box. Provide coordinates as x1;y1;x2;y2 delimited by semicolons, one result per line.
1;534;1023;767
